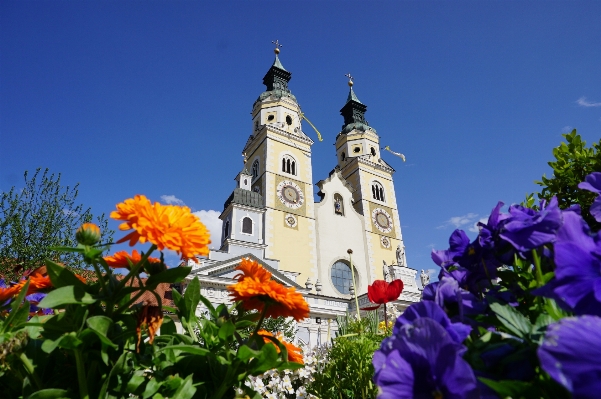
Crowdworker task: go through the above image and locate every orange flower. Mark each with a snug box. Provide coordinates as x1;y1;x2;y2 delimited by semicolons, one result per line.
136;305;164;352
111;195;211;260
0;269;53;302
0;285;21;303
76;223;101;245
104;250;160;269
227;260;309;322
233;258;272;283
257;330;304;364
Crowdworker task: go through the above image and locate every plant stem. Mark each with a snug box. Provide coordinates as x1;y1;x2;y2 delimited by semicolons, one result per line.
532;249;544;287
349;252;361;320
74;349;89;399
383;302;388;333
19;353;43;390
252;305;269;337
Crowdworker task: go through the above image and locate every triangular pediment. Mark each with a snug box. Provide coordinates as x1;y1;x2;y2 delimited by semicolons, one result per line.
190;253;303;289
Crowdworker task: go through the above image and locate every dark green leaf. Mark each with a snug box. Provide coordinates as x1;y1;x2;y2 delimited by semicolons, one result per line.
145;266;191;287
489;302;532;339
27;388;71;399
1;281;31;333
237;345;261;361
218;320;235;341
170;374;196;399
158;344;210;356
45;259;87;289
38;286;96;308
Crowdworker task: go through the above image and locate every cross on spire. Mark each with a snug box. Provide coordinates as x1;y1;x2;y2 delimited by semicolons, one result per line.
272;39;283;54
345;73;354;87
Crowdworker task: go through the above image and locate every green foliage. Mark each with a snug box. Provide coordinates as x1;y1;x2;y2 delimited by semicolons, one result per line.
260;315;297;342
308;315;384;399
0;242;301;399
0;168;113;280
532;129;601;231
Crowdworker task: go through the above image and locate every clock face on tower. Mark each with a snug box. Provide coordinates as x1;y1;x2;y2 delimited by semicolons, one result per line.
372;208;393;233
276;180;304;209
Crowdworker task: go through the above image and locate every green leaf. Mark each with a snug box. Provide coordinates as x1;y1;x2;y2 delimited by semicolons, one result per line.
47;246;85;253
160;316;177;335
142;378;162;399
1;281;30;333
218;320;235;341
184;277;201;323
45;259;87;289
84;316;118;348
237;345;261;361
145;266;191;287
489;302;532;339
158;344;210;356
27;388;71;399
170;374;196;399
38;286;96;308
479;377;539;398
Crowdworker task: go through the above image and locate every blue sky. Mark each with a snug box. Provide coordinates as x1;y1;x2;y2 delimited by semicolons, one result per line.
1;1;600;278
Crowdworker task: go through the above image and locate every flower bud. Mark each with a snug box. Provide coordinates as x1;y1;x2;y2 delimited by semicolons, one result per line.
144;260;167;276
76;223;101;246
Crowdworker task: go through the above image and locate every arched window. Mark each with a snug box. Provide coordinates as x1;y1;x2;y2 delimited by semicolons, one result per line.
341;152;346;161
251;159;259;181
223;220;230;241
331;261;356;295
242;217;253;234
372;181;385;202
281;154;297;175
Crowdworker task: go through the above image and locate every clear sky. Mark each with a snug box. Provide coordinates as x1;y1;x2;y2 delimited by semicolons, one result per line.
1;1;600;279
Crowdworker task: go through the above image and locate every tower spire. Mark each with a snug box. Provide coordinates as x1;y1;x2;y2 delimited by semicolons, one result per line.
263;40;291;92
339;74;372;133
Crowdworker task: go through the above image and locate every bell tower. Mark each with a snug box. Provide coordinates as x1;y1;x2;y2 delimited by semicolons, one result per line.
241;42;318;283
334;75;406;280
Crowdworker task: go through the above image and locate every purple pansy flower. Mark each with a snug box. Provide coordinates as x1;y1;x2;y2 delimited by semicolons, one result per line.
540;209;601;316
422;277;486;321
374;316;479;399
538;316;601;399
395;301;472;346
500;197;562;252
578;172;601;222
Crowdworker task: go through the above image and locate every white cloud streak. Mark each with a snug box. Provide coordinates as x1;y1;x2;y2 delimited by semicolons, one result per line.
194;210;223;249
576;97;601;107
160;195;185;205
437;213;479;229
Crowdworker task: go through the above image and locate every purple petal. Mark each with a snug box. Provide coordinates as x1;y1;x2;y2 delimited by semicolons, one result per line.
578;172;601;195
591;196;601;223
538;316;601;399
373;350;414;399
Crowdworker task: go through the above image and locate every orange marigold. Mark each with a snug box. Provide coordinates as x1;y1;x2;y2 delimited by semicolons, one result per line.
257;330;304;364
233;258;272;283
1;270;53;301
227;260;309;322
110;195;211;260
104;250;160;269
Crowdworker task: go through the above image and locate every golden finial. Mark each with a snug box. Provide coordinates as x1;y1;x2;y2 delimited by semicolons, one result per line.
345;73;354;87
272;39;282;54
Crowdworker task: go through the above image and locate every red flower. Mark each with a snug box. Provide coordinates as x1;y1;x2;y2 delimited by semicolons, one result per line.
362;279;404;310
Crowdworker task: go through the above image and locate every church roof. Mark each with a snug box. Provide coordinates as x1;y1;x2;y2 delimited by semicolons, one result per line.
223;187;265;210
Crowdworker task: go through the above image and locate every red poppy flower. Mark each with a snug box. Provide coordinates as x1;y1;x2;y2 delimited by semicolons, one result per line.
362;279;404;310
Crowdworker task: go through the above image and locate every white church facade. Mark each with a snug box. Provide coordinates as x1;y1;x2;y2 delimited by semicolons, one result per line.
182;47;421;346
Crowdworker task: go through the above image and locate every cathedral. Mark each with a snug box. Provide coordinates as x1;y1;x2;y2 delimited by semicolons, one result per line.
184;46;421;346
